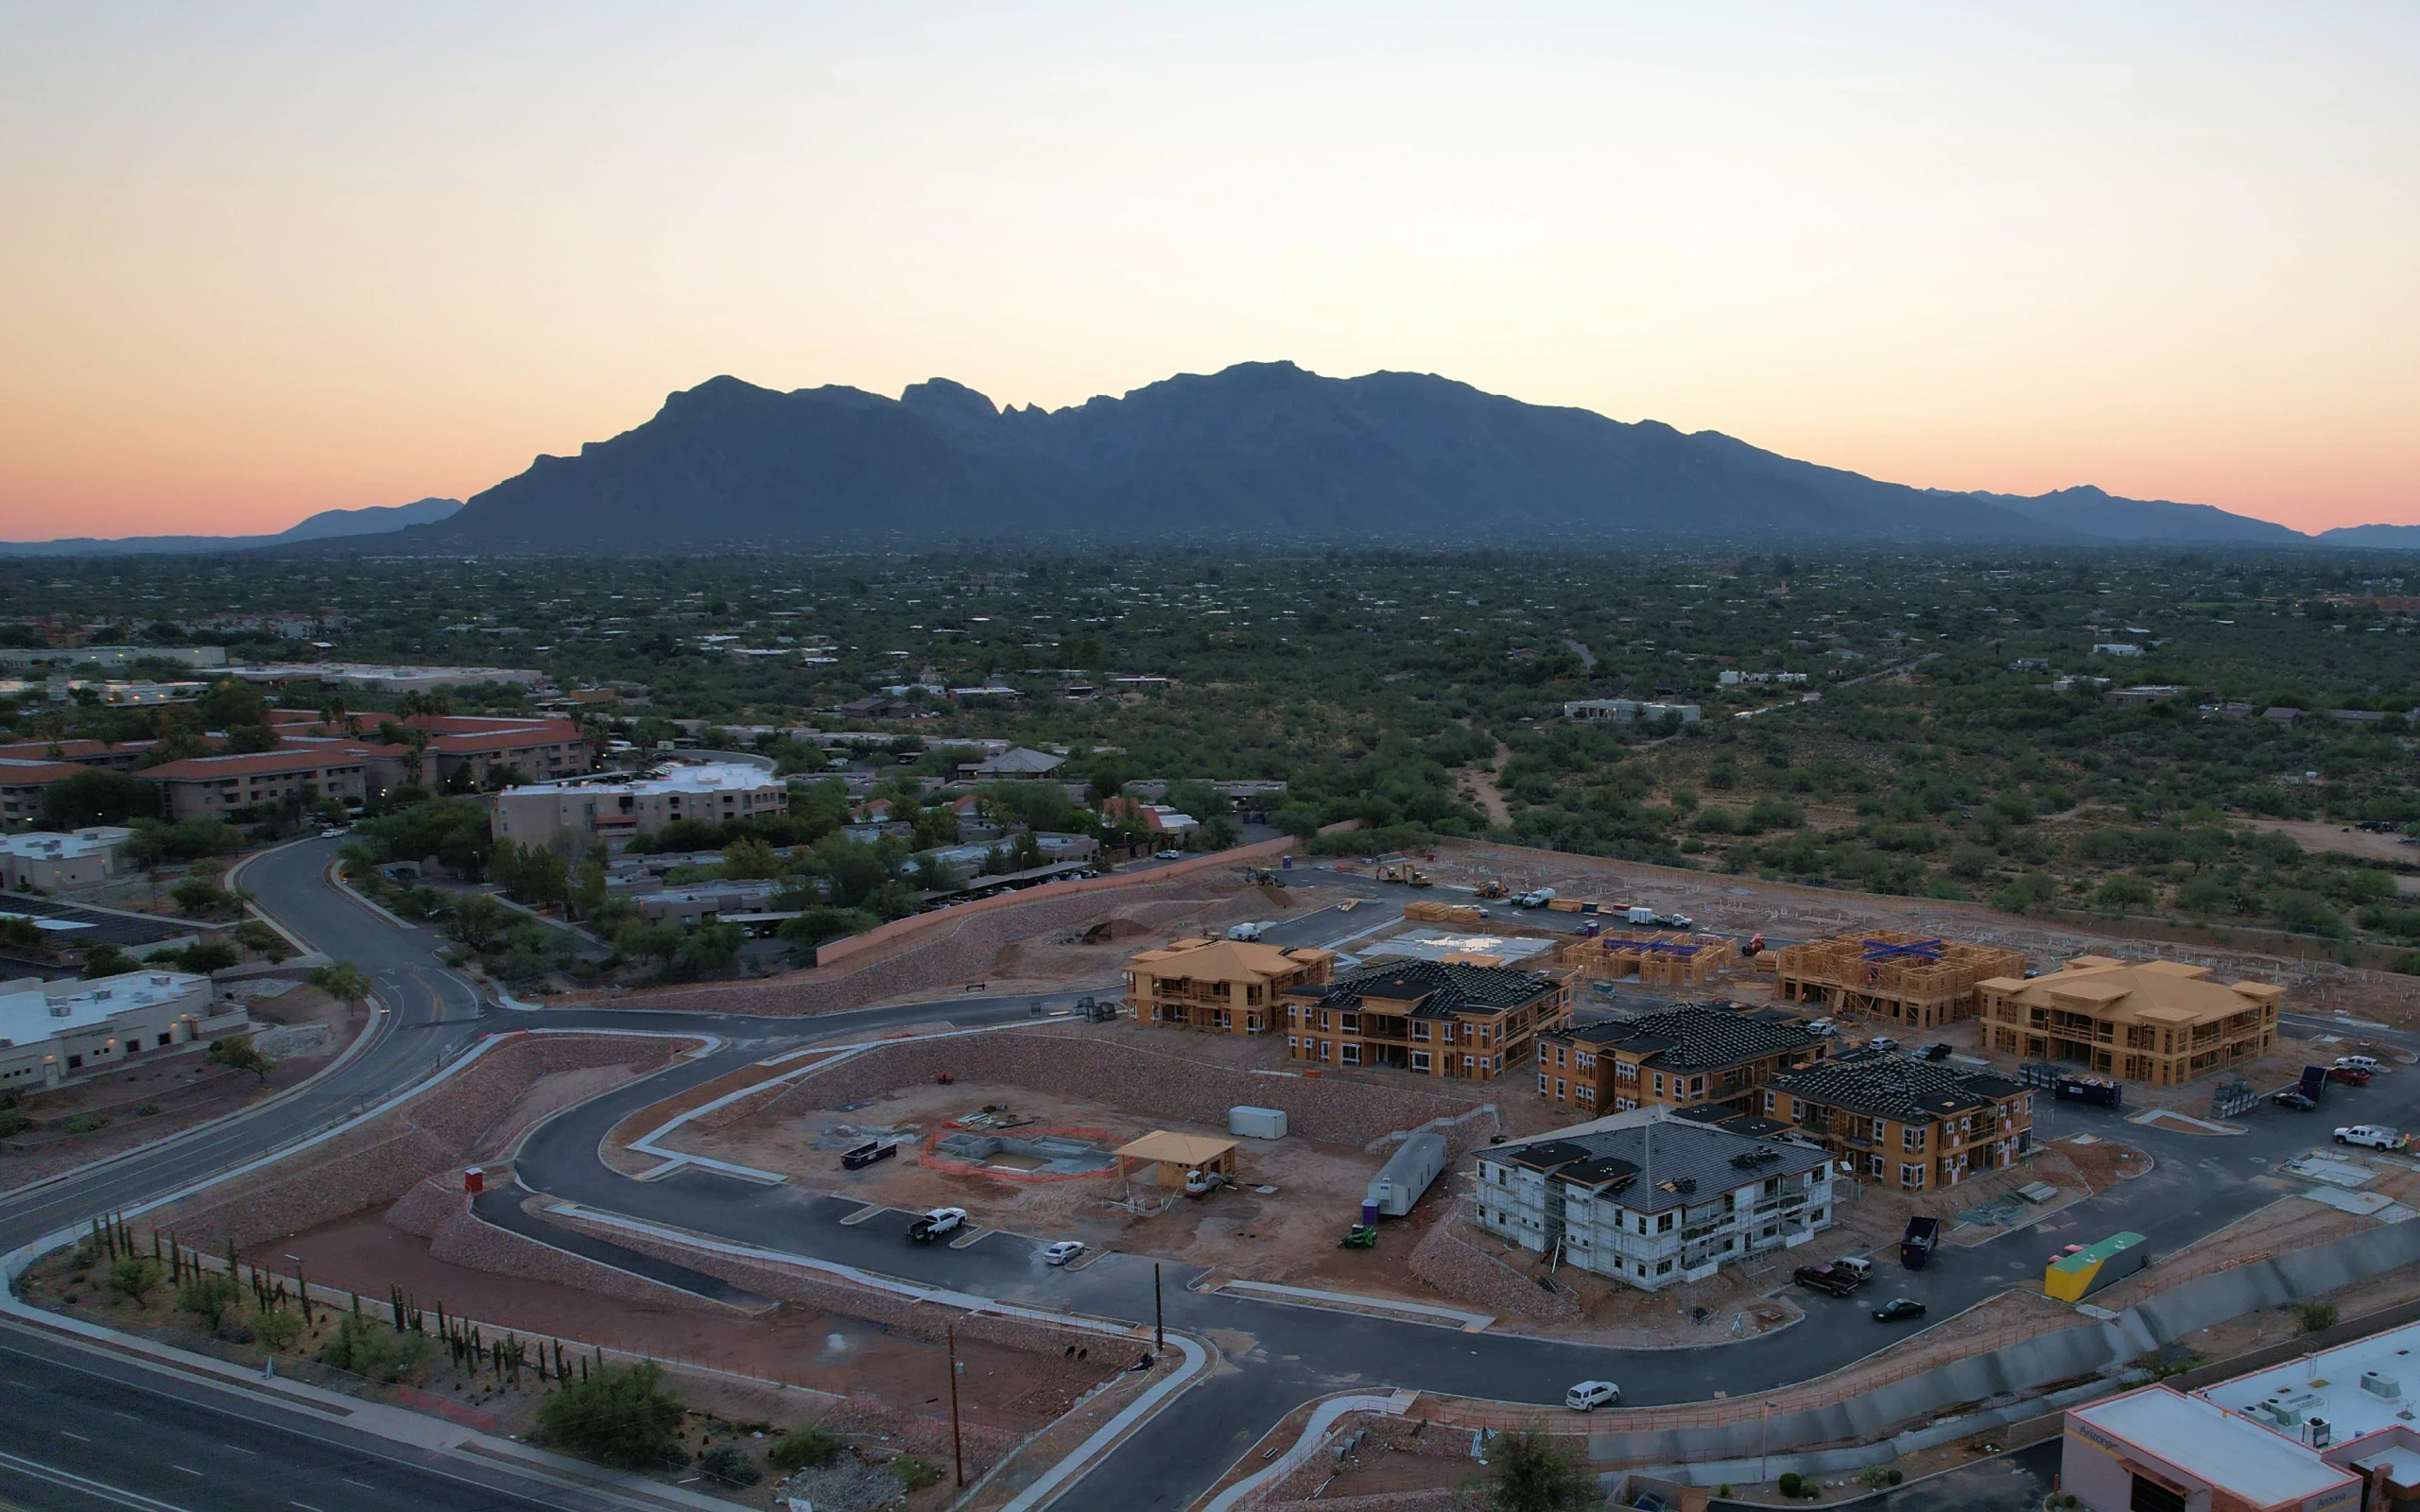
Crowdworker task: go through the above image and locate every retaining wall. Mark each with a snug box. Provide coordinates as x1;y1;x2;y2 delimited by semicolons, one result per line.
1587;1215;2420;1475
756;1029;1497;1153
1407;1197;1579;1321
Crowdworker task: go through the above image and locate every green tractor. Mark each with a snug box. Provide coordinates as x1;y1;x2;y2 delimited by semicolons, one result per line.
1339;1224;1378;1250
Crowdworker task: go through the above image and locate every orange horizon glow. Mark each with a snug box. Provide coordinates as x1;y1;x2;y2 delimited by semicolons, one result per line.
3;7;2414;541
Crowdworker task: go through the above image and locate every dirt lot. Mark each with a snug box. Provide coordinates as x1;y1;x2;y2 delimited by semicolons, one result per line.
2240;818;2420;868
666;1074;1420;1289
0;985;364;1190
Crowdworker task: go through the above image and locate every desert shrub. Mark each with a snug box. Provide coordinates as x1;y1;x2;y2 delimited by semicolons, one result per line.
699;1443;761;1486
536;1359;687;1469
105;1256;160;1302
1778;1472;1805;1497
253;1308;304;1349
769;1425;844;1471
890;1454;942;1492
63;1112;113;1134
2299;1301;2342;1334
317;1312;434;1383
175;1273;243;1331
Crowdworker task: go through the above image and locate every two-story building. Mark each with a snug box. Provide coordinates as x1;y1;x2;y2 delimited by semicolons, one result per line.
1535;1004;1829;1116
489;763;788;846
1764;1053;2034;1191
0;970;226;1089
1123;936;1338;1034
1473;1107;1836;1290
1283;959;1572;1082
1977;955;2281;1086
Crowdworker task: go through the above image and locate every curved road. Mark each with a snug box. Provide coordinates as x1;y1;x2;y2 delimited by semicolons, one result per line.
9;840;2420;1510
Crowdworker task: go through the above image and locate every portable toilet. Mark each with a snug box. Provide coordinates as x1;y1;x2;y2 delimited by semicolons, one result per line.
1366;1132;1447;1218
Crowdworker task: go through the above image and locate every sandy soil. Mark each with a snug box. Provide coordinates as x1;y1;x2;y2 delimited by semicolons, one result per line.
0;988;365;1190
2240;818;2420;867
225;1210;1115;1437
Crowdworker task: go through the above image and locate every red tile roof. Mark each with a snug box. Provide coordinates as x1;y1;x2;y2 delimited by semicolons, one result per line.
0;738;153;764
0;757;91;784
141;746;380;782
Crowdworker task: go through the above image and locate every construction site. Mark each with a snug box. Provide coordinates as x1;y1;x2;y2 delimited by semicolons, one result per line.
1772;929;2029;1029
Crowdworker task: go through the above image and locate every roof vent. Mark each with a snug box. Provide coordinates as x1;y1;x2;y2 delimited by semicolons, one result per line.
2362;1371;2402;1400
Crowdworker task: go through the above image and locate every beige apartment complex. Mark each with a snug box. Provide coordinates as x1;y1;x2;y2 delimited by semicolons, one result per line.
1978;955;2282;1085
490;763;788;846
1124;936;1338;1034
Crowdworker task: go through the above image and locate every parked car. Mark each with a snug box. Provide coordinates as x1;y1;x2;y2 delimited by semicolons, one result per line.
907;1207;969;1243
1792;1256;1875;1297
1805;1019;1836;1038
2336;1056;2385;1074
320;826;350;838
1873;1297;1928;1323
1564;1380;1621;1412
1041;1241;1087;1266
2335;1125;2407;1151
2273;1090;2320;1111
2329;1066;2374;1088
1868;1036;1900;1053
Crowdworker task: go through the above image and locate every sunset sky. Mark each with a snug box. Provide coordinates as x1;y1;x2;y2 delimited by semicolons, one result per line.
3;4;2414;540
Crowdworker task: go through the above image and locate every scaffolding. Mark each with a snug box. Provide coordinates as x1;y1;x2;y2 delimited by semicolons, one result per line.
1772;929;2026;1029
1554;931;1739;989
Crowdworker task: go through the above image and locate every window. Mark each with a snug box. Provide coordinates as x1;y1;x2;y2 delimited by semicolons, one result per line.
1652;1072;1665;1096
1902;1125;1927;1152
1340;1044;1360;1066
1656;1212;1674;1233
1577;1086;1595;1103
1554;1078;1566;1099
1689;1076;1705;1098
1763;1091;1776;1113
1318;1040;1332;1061
1537;1043;1549;1063
1287;1036;1298;1049
2129;1474;2187;1512
1411;1022;1430;1041
1409;1051;1432;1072
1539;1074;1550;1095
1898;1163;1925;1189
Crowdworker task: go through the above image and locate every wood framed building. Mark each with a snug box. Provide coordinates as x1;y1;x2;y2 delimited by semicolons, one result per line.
1977;955;2281;1086
1123;937;1338;1035
1284;959;1571;1081
1763;1053;2034;1192
1536;1005;1828;1116
1555;931;1738;989
1773;930;2027;1030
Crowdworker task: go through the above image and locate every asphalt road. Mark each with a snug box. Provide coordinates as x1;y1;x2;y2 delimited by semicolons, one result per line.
16;843;2420;1511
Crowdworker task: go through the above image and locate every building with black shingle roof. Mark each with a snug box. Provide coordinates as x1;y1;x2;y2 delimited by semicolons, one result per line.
1535;1003;1828;1116
1764;1052;2034;1192
1474;1107;1836;1290
1282;958;1571;1083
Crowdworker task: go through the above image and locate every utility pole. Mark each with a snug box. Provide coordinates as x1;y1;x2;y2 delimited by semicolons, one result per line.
946;1323;964;1489
1153;1262;1164;1349
1759;1400;1773;1484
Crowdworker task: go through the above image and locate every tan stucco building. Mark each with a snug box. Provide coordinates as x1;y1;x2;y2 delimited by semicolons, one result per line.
1124;936;1337;1035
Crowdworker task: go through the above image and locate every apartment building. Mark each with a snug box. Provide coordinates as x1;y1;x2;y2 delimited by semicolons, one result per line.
1764;1052;2034;1192
403;714;592;787
0;971;225;1089
0;758;92;830
1283;959;1572;1081
1773;930;2028;1030
0;738;157;774
139;747;373;821
1978;955;2282;1086
1536;1005;1829;1116
1123;936;1338;1034
488;763;788;846
1473;1107;1835;1290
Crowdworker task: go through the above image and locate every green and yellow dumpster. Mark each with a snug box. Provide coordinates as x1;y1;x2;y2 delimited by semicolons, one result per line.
2046;1231;2148;1302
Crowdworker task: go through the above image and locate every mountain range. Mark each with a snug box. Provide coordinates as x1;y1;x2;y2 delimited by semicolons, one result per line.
0;497;462;557
5;363;2411;552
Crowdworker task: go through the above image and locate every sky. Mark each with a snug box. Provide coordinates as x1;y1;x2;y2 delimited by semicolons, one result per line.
2;4;2415;540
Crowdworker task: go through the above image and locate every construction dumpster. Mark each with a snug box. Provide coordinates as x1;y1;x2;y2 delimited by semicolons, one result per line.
1228;1106;1288;1140
2046;1231;2149;1301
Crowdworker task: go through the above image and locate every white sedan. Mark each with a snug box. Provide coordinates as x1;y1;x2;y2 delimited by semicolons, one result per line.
1041;1241;1087;1266
2335;1125;2407;1151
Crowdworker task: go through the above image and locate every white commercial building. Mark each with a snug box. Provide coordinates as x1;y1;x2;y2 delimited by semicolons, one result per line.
490;763;788;846
0;827;135;890
1563;699;1703;726
2063;1319;2420;1512
1472;1106;1834;1291
0;971;230;1089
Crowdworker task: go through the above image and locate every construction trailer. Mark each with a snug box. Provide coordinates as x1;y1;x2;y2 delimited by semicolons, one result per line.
1366;1131;1447;1217
1772;930;2027;1030
1556;931;1739;989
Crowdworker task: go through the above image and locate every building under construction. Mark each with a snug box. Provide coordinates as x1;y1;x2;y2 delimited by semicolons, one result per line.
1773;930;2027;1030
1557;931;1739;989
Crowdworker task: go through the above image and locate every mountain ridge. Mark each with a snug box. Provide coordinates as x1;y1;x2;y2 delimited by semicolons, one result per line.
0;497;463;557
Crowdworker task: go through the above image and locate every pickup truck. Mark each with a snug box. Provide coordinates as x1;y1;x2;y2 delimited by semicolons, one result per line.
1901;1216;1941;1270
906;1207;968;1243
841;1140;897;1170
1791;1257;1875;1297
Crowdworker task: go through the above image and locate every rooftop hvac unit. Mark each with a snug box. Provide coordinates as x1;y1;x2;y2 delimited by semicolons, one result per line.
2362;1371;2403;1400
2306;1416;2333;1450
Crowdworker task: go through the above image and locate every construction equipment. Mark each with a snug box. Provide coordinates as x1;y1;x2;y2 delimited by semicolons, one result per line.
1477;881;1508;900
1339;1225;1378;1250
1376;862;1434;887
1243;867;1287;887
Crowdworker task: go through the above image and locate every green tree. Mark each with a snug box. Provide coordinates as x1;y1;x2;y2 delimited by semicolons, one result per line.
308;962;373;1003
447;893;510;950
195;678;271;730
176;1272;244;1332
1486;1427;1595;1511
569;851;608;919
205;1035;277;1084
767;1425;843;1472
171;878;231;916
79;944;138;979
39;769;161;828
535;1359;687;1469
719;836;783;879
106;1255;161;1303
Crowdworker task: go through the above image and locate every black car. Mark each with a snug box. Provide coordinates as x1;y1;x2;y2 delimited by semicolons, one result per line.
2273;1090;2320;1111
1873;1297;1927;1322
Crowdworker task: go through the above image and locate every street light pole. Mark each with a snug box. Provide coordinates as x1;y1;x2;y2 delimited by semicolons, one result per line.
946;1323;964;1489
285;1253;311;1325
1153;1262;1164;1349
1759;1400;1773;1484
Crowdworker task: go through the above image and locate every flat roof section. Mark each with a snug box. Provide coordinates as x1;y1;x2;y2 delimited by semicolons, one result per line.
2201;1318;2420;1445
2071;1388;2359;1509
